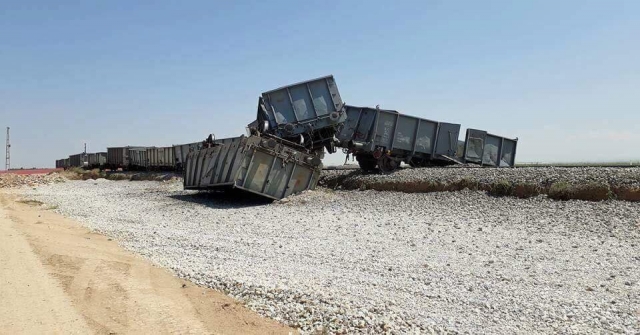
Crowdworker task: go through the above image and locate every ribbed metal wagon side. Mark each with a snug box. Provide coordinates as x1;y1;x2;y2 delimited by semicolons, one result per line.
184;135;322;200
147;146;175;171
173;142;204;172
249;75;347;153
463;129;518;167
336;105;461;172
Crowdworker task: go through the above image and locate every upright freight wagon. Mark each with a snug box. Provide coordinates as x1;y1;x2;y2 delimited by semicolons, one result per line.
147;146;175;171
107;146;147;170
336;105;461;172
86;154;96;168
69;153;88;168
87;152;107;169
249;75;347;153
128;148;148;170
184;134;322;200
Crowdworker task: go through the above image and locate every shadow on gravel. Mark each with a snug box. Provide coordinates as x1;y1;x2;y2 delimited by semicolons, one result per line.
169;189;272;209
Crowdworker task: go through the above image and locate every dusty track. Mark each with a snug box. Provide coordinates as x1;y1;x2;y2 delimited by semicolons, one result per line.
0;193;294;335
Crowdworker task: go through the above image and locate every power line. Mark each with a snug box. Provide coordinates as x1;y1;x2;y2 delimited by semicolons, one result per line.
5;127;10;171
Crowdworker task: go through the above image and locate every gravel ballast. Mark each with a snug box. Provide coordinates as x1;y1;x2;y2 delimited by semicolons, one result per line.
21;179;640;334
320;167;640;201
321;166;640;187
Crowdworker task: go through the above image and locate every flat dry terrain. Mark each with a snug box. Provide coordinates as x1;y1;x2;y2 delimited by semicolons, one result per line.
0;192;294;335
21;179;640;334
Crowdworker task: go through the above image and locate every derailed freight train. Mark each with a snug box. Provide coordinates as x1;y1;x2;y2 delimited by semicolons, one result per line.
54;74;519;200
184;76;344;199
336;105;461;172
336;105;518;172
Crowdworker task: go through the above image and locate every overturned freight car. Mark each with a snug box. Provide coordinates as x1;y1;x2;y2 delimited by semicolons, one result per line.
336;105;461;172
248;75;347;154
184;134;322;200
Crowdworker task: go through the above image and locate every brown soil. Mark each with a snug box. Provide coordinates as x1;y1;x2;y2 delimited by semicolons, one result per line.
0;192;296;335
613;186;640;201
320;174;640;202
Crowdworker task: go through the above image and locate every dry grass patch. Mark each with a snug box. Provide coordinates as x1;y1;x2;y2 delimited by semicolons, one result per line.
612;186;640;202
17;199;44;206
106;173;131;181
81;169;105;180
488;180;514;197
320;171;640;202
60;167;106;180
548;182;572;200
448;178;480;191
59;167;85;180
548;182;611;201
513;182;543;198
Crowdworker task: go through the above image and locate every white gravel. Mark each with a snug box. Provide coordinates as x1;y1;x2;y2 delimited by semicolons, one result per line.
22;179;640;334
321;166;640;188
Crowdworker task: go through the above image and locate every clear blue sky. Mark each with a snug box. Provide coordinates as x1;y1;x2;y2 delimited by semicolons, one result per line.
1;0;639;168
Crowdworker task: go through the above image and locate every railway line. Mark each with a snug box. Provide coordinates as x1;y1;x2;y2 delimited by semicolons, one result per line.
55;74;520;200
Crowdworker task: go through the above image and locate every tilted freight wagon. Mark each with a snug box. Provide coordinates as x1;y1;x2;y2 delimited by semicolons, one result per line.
106;146;147;170
336;105;461;172
248;75;347;154
463;129;518;167
173;141;204;172
147;146;175;171
184;134;322;200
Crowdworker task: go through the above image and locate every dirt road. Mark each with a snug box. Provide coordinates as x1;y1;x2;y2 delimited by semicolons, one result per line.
0;193;295;335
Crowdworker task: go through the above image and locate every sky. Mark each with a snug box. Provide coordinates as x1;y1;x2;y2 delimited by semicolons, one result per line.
1;0;639;168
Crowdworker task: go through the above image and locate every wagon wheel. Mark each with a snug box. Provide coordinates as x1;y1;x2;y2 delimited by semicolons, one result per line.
377;155;399;174
356;155;377;172
408;157;423;168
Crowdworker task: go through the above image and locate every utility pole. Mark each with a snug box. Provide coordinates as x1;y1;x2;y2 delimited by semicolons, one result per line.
5;127;10;171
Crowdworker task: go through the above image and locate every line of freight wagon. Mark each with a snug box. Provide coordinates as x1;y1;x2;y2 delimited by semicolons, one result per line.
55;74;519;201
242;75;518;172
182;75;518;200
55;142;205;172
